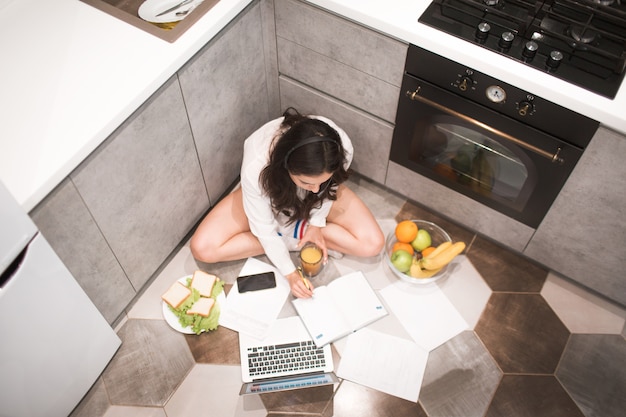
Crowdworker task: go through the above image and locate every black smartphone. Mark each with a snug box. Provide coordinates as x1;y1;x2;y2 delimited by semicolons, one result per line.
237;271;277;293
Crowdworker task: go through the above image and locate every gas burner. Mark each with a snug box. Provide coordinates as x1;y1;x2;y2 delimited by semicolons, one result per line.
569;25;599;44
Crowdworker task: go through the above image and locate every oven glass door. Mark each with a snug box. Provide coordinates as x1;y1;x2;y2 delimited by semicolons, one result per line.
390;74;583;228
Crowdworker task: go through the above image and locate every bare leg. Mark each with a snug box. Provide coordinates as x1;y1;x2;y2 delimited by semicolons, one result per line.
190;188;264;263
323;185;385;257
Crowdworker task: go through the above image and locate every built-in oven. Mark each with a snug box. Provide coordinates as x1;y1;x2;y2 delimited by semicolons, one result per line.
390;45;599;228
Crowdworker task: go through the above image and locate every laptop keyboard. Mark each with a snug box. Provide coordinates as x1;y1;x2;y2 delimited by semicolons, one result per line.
247;340;328;377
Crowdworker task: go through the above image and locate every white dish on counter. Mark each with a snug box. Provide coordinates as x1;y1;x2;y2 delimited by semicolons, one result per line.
138;0;203;23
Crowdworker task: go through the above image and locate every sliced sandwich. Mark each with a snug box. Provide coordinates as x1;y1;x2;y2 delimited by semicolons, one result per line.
161;281;192;309
186;297;215;317
191;270;218;297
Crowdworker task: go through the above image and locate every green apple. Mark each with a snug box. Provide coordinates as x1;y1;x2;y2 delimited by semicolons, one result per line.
411;229;432;251
390;249;413;273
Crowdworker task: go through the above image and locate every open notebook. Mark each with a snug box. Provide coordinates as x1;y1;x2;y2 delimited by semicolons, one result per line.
238;316;338;395
292;271;388;347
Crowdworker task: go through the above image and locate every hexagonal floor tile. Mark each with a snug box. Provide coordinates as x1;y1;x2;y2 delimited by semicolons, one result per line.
475;293;570;374
485;375;585;417
333;379;427;417
420;331;502;417
466;236;548;292
185;325;240;365
102;319;194;406
541;273;626;334
556;334;626;417
164;364;245;417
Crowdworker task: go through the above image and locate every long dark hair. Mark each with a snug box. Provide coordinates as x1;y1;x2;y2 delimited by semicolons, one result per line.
260;108;350;223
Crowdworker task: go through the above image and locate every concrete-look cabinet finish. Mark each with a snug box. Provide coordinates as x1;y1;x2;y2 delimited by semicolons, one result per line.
29;2;272;324
178;0;271;203
30;179;135;324
31;77;207;323
274;0;407;184
525;126;626;306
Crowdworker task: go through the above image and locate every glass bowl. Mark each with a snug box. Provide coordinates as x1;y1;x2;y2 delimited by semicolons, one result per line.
384;220;452;284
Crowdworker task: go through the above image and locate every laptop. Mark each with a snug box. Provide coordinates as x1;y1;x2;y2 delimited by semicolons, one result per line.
238;316;338;395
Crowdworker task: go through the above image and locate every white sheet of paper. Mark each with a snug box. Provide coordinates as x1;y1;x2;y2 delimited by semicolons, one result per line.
218;258;291;339
380;282;468;351
336;327;428;402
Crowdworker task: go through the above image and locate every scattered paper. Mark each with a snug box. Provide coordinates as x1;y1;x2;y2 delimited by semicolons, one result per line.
337;327;428;402
380;282;468;351
219;258;291;339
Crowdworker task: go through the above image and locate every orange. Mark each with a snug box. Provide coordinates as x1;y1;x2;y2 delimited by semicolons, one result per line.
392;242;414;256
421;246;436;257
395;220;418;243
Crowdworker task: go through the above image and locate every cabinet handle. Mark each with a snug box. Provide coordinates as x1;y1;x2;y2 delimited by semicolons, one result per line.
405;89;565;164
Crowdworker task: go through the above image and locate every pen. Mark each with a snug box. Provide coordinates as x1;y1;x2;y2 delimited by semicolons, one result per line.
297;266;312;291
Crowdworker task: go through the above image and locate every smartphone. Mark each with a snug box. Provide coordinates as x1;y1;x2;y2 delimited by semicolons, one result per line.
237;271;277;293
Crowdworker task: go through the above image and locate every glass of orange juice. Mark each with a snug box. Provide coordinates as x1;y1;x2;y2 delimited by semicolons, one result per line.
299;242;323;277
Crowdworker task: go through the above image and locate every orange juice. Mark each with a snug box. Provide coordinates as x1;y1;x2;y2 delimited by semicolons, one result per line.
299;243;323;277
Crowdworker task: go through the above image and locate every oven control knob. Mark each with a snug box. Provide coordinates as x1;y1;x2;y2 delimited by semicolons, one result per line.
522;41;538;60
546;50;564;71
499;31;515;50
458;76;473;92
475;22;491;42
517;100;535;117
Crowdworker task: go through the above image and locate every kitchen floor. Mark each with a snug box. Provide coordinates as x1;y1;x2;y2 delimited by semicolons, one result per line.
70;175;626;417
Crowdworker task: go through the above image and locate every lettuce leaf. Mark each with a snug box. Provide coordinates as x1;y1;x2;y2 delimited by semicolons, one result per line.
168;278;225;335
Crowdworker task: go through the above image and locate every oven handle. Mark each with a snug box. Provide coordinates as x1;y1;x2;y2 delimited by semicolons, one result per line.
406;88;564;164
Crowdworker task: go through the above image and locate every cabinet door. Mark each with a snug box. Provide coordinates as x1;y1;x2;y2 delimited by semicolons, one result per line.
280;77;394;185
30;179;135;324
275;0;407;124
70;76;208;291
525;127;626;305
178;1;271;204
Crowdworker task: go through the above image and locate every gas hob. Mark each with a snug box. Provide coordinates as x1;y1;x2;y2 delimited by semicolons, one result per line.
419;0;626;99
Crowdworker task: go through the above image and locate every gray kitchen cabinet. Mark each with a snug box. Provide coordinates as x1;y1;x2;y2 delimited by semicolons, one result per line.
178;0;272;203
524;126;626;306
280;77;395;184
27;3;275;324
274;0;407;183
31;76;208;324
70;75;209;295
30;179;135;324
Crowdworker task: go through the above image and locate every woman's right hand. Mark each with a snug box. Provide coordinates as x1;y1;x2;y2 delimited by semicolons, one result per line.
286;270;314;298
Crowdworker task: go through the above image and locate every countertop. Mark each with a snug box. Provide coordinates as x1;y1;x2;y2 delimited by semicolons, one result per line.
1;0;625;212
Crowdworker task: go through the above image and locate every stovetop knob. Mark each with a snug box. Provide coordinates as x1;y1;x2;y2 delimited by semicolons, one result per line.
498;31;515;50
546;50;564;71
475;22;491;43
522;41;538;61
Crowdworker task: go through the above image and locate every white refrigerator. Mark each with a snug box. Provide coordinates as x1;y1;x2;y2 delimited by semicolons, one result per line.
0;181;121;417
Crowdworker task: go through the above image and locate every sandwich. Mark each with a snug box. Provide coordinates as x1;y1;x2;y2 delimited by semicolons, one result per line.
186;297;216;317
161;281;192;309
191;270;218;297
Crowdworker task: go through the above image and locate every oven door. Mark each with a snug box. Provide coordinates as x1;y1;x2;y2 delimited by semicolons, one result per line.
389;73;583;228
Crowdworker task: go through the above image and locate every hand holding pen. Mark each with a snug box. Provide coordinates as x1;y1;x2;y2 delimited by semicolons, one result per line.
297;266;314;297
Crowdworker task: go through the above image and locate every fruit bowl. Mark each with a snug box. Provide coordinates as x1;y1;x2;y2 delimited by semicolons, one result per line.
384;220;452;284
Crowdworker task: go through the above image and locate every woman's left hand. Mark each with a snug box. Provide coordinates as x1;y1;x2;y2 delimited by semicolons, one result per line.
299;225;328;263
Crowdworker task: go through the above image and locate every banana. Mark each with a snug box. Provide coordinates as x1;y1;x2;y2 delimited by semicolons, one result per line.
420;241;466;271
409;261;443;279
424;241;452;259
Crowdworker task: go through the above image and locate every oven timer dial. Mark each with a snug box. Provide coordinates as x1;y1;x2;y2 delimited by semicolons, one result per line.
485;85;506;103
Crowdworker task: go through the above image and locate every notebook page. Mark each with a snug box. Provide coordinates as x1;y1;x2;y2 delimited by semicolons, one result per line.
326;271;388;331
292;285;352;346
